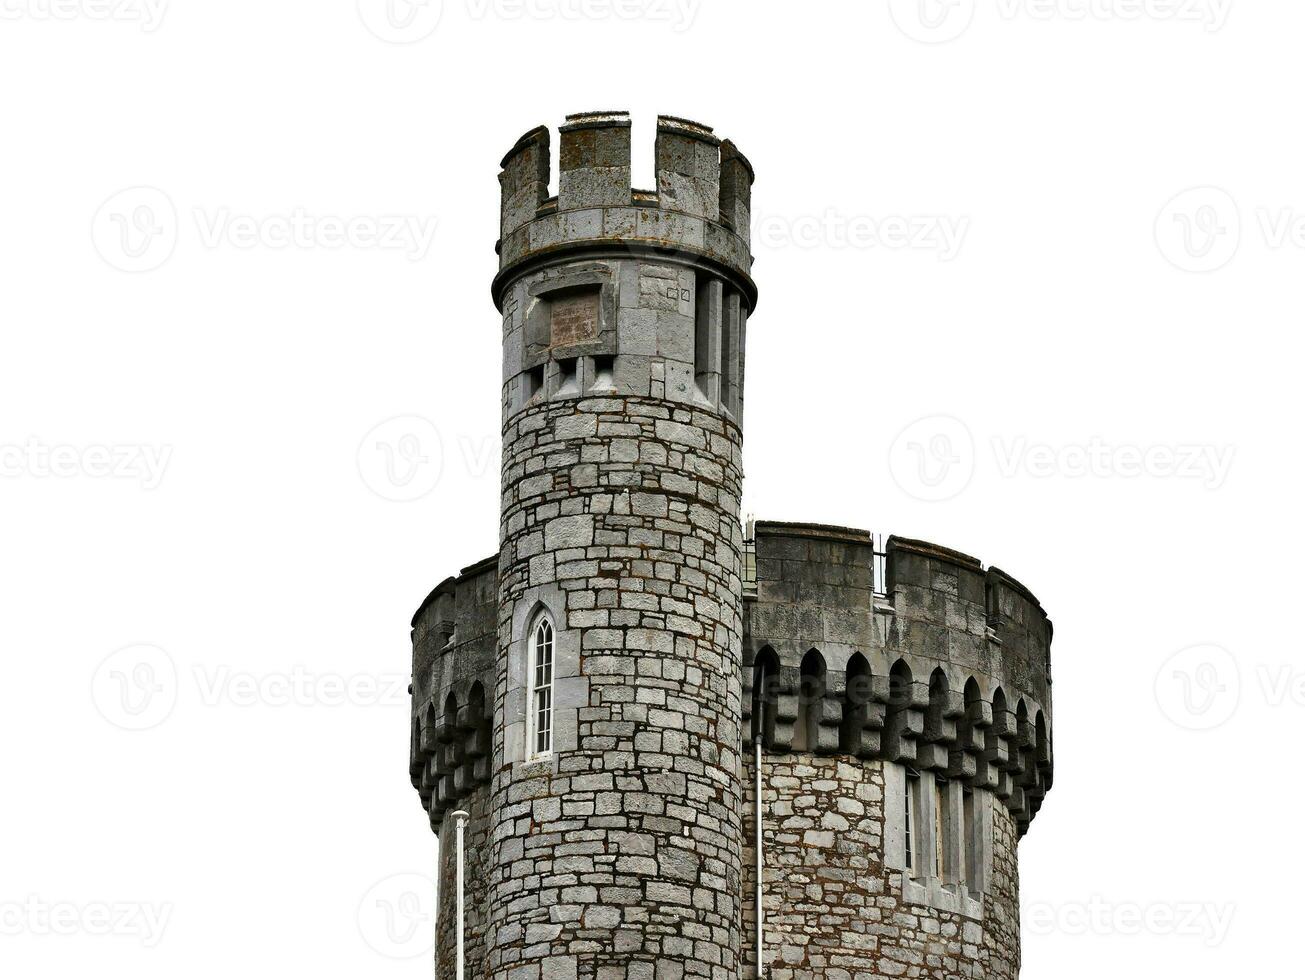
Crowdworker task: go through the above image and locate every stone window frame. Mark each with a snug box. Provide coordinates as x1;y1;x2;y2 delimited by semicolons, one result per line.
526;611;555;760
691;272;745;420
524;269;617;361
504;584;586;769
886;761;990;917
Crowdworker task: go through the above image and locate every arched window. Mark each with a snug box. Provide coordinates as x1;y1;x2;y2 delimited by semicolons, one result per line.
528;615;555;758
793;649;826;752
750;647;780;749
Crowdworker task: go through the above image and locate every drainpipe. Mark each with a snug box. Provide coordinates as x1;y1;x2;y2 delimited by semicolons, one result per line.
755;737;764;978
451;810;470;980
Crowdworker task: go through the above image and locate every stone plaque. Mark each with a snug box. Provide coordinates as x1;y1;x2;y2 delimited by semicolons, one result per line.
550;289;600;347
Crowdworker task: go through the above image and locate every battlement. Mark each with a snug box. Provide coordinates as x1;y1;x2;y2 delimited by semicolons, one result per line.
493;112;756;311
411;523;1054;835
408;555;497;827
742;522;1055;835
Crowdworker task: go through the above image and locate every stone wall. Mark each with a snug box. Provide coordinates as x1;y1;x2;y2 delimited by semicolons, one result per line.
486;392;746;980
743;524;1053;836
410;557;498;829
740;754;1022;980
406;113;1055;980
433;789;492;979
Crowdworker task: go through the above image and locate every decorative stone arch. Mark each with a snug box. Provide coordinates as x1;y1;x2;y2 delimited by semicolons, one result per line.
460;681;491;789
840;652;886;757
883;658;927;764
793;649;841;753
918;668;963;773
745;645;782;749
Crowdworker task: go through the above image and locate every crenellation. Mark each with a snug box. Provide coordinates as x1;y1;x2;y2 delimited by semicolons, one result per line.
500;126;551;238
411;113;1056;979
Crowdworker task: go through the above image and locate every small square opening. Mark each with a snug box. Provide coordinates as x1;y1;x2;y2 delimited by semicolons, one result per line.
590;355;615;391
556;357;579;397
525;364;546;402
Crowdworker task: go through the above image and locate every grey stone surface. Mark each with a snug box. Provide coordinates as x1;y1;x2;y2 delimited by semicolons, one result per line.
407;114;1056;980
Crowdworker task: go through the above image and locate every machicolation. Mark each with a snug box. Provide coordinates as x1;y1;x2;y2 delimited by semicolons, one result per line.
407;112;1057;980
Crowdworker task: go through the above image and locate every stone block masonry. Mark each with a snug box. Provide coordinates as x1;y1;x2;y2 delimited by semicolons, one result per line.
405;112;1057;980
488;393;746;979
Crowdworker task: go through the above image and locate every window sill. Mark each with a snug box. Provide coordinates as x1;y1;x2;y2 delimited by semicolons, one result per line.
903;876;985;920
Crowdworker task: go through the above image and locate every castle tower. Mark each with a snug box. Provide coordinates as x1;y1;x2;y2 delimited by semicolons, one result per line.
408;113;1055;980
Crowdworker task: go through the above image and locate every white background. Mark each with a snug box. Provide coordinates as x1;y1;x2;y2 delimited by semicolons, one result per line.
1;1;1297;977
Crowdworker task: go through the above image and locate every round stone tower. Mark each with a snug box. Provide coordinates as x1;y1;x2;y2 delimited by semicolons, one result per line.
488;112;755;980
407;112;1056;980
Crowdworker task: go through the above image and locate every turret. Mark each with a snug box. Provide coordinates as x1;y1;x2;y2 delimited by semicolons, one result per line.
485;112;756;980
406;112;1057;980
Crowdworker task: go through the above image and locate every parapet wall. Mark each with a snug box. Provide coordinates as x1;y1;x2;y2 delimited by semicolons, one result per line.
411;523;1055;835
743;522;1054;835
493;112;756;312
409;555;497;830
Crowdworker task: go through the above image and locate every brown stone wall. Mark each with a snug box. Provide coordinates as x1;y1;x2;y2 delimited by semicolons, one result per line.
433;786;492;980
742;754;1022;980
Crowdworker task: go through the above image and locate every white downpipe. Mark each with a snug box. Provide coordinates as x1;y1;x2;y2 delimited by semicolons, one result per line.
451;810;470;980
755;737;764;978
